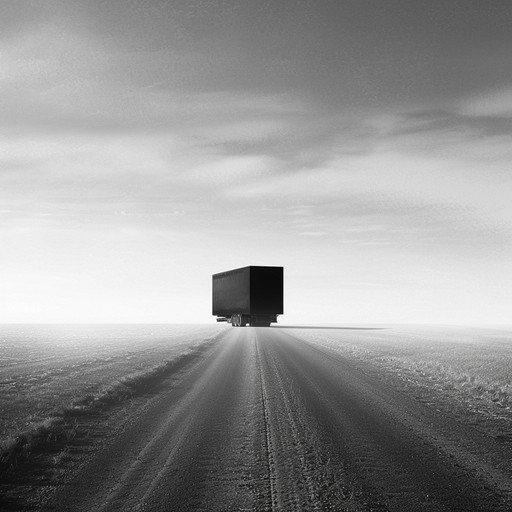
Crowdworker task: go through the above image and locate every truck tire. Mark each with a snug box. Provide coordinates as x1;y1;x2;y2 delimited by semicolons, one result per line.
231;315;243;327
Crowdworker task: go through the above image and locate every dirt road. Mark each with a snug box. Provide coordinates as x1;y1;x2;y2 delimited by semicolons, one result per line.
33;328;512;510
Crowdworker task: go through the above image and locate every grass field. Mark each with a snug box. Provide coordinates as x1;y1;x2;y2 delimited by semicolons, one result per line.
298;325;512;412
0;324;224;448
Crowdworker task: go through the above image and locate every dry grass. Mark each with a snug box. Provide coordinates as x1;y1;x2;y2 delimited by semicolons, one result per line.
299;325;512;409
0;327;222;476
0;325;224;444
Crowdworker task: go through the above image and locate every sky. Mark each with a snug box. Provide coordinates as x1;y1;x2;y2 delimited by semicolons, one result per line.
1;0;511;324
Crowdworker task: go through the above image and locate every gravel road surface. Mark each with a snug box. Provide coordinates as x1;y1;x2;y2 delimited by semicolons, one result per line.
31;328;512;511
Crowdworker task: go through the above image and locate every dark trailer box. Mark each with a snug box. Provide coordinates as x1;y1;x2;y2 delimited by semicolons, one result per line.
212;266;283;325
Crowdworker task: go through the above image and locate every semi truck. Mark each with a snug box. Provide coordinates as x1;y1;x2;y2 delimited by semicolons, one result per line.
212;266;284;326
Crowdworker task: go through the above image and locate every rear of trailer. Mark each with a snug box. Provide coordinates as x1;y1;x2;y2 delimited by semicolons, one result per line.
212;266;283;326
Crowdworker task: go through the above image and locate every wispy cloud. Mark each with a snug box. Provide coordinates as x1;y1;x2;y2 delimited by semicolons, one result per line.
299;231;329;237
459;88;512;118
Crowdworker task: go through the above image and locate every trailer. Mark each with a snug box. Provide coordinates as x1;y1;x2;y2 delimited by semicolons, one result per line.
212;266;284;326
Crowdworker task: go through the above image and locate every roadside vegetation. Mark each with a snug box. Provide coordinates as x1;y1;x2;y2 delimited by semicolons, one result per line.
0;325;223;477
301;325;512;412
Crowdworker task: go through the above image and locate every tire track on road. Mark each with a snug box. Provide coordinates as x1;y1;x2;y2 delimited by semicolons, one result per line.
257;330;362;511
255;334;278;512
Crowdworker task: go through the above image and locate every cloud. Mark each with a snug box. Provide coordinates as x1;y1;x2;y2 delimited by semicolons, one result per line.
299;231;328;237
1;19;378;178
459;88;512;118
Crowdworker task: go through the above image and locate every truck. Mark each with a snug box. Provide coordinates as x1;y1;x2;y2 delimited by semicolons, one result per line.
212;266;284;326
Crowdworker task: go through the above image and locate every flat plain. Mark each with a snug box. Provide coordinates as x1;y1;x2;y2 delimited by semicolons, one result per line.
1;324;512;511
0;324;224;444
